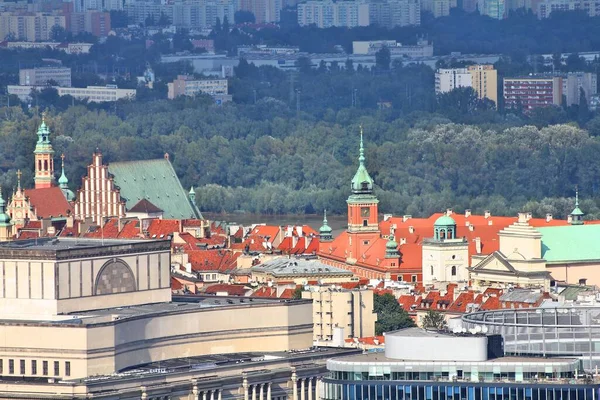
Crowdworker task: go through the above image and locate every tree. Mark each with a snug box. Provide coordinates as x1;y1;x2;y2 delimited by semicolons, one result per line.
292;286;303;299
234;10;256;24
375;46;391;70
157;12;171;26
421;310;447;331
374;293;415;335
110;10;129;28
345;58;354;73
50;25;67;42
145;14;155;27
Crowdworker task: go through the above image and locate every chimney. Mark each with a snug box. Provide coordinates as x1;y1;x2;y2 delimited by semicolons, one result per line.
403;215;412;222
465;209;471;218
517;212;527;223
546;213;553;223
287;226;293;237
384;214;393;221
399;237;407;245
488;220;493;226
296;226;302;237
446;208;453;216
185;262;192;274
409;226;414;234
468;223;474;232
484;210;491;219
526;212;532;221
164;152;169;160
475;237;482;254
568;215;573;224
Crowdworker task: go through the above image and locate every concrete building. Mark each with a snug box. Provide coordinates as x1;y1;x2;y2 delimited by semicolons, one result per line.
422;215;469;285
67;10;111;36
478;0;505;18
420;0;451;17
0;12;66;41
468;64;498;106
302;286;377;341
74;0;124;12
251;257;354;284
563;71;597;106
435;68;472;94
0;237;326;398
369;0;420;28
503;76;563;111
297;0;370;28
352;39;433;57
19;67;72;87
239;0;282;23
8;84;136;103
0;41;93;53
323;327;599;400
537;0;600;17
168;75;230;101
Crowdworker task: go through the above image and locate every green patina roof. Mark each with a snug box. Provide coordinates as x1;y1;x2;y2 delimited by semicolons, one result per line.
34;119;54;155
319;209;332;234
350;129;374;194
538;225;600;263
0;191;11;226
108;158;202;220
434;215;456;226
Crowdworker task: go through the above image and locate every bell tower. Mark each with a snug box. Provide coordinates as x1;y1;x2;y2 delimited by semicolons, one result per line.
346;127;380;264
34;113;55;189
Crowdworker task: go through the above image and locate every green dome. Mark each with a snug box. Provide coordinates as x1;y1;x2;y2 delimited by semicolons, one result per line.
58;171;68;186
0;192;10;225
386;236;398;249
351;129;374;194
319;210;333;241
434;215;456;226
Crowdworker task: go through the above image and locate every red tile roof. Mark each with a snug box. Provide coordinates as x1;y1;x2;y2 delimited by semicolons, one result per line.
147;219;180;238
17;231;40;239
249;225;280;241
204;283;249;296
24;187;73;219
171;276;184;290
279;288;296;299
187;249;239;273
118;219;143;239
251;286;278;298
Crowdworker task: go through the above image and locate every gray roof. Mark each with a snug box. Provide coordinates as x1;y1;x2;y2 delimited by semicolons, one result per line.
251;257;352;277
499;289;543;304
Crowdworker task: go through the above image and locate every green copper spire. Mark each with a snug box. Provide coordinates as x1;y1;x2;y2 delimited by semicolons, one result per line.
319;209;333;241
58;154;68;187
385;232;399;258
350;125;374;194
570;187;584;225
34;112;54;155
0;188;11;226
189;186;196;203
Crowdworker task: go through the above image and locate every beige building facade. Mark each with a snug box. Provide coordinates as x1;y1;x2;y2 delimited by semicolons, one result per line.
468;65;498;106
302;288;376;341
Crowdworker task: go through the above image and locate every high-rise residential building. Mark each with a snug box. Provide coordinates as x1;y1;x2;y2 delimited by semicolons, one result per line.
468;64;498;106
67;11;111;36
435;68;473;94
537;0;600;17
420;0;451;17
302;288;377;342
73;0;124;12
0;12;67;41
124;0;162;25
369;0;420;27
562;72;598;107
503;76;563;111
19;67;72;87
297;0;369;28
478;0;505;18
238;0;282;23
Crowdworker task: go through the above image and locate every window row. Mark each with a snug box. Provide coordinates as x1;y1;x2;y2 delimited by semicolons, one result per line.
0;359;70;377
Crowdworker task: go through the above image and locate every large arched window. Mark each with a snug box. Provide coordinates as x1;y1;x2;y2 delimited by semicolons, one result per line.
94;258;136;295
451;266;457;276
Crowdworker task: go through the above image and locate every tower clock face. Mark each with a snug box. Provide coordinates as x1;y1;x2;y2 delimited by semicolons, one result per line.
361;207;370;217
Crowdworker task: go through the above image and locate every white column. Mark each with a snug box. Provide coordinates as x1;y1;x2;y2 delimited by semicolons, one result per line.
211;390;215;400
243;379;249;400
259;384;264;400
300;378;305;400
218;389;222;400
252;384;257;400
315;379;321;400
203;391;207;400
308;378;313;400
292;372;298;400
267;383;272;400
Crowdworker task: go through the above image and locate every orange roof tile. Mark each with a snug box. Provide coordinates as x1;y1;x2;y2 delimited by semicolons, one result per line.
147;219;180;238
279;288;296;299
24;187;73;219
204;284;249;296
187;249;239;273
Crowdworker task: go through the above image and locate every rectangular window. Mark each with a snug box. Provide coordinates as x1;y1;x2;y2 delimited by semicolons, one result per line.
19;359;25;375
31;360;37;375
411;275;417;283
65;361;70;377
54;361;59;376
8;359;14;374
42;361;48;376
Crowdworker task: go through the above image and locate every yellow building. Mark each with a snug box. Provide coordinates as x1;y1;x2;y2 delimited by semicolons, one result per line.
302;287;377;342
468;65;498;107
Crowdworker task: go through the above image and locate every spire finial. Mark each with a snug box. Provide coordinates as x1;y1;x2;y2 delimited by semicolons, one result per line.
576;185;580;208
16;169;21;191
41;111;47;123
359;125;365;165
323;209;328;223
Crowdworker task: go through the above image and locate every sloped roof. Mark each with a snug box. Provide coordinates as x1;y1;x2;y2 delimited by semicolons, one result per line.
204;284;250;296
24;187;73;219
147;219;180;238
538;225;600;263
128;198;163;214
187;249;239;273
108;158;202;220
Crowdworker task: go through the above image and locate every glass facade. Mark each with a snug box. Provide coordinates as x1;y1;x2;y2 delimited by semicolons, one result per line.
462;307;600;370
321;380;598;400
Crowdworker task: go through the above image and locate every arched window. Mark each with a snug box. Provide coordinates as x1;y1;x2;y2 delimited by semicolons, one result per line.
44;160;48;171
38;160;42;171
430;265;434;275
451;266;457;276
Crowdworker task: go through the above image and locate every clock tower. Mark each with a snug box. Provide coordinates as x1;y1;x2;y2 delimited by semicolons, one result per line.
345;127;380;263
34;114;55;189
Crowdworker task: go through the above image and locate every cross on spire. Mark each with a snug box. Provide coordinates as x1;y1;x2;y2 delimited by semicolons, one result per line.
359;124;365;166
16;169;21;191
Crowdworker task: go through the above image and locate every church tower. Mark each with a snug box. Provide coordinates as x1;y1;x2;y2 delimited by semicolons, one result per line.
34;114;55;189
345;127;380;264
0;189;14;242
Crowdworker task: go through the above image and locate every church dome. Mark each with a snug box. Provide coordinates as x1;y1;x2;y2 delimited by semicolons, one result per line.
0;193;11;225
434;215;456;227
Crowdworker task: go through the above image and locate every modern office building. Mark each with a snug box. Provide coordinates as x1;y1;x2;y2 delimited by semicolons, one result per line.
503;76;563;111
0;237;322;398
435;68;472;94
322;327;599;400
468;64;498;106
8;85;136;103
462;306;600;371
302;287;377;341
297;0;370;28
19;67;72;87
167;75;230;101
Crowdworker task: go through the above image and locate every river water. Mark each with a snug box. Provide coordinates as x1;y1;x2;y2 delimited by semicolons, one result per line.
203;213;349;236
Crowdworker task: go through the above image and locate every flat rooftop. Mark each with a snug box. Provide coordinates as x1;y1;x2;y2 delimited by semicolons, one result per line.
0;296;308;326
0;237;162;251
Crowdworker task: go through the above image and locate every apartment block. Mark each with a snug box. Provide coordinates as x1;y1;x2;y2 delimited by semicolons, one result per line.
67;11;111;36
0;12;66;41
435;68;472;94
468;64;498;106
563;72;598;106
537;0;600;17
19;67;72;87
503;77;563;111
420;0;451;17
297;0;370;28
369;0;420;28
8;85;136;103
302;288;377;342
238;0;282;23
478;0;506;18
352;39;433;57
168;75;229;100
